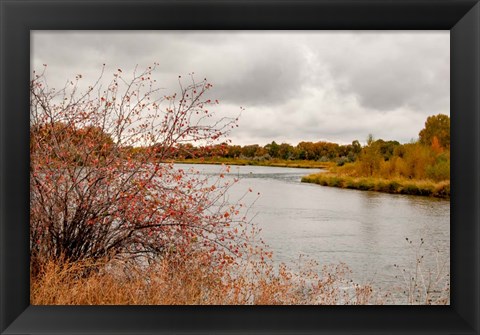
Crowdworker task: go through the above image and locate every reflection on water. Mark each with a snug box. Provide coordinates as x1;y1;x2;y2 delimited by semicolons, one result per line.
177;163;450;297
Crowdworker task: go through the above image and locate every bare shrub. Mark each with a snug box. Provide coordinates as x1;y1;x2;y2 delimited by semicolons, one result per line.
30;65;253;274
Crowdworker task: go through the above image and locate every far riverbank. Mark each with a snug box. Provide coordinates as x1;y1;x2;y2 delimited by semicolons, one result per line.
173;157;331;169
173;158;449;198
301;172;450;199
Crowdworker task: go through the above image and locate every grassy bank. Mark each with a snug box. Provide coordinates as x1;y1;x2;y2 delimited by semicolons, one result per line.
31;247;449;305
31;254;375;305
174;157;332;169
302;173;450;198
30;253;450;305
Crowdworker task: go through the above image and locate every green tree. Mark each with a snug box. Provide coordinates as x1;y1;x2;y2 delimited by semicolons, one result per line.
351;140;362;154
265;141;280;158
375;139;400;161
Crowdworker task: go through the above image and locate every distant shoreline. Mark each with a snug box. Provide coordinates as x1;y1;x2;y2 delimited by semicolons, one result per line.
172;158;331;169
301;172;450;199
172;158;450;199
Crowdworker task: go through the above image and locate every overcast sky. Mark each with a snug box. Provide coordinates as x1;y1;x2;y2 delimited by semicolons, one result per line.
31;31;449;146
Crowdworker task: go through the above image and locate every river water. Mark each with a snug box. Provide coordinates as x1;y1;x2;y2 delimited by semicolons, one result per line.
178;163;450;300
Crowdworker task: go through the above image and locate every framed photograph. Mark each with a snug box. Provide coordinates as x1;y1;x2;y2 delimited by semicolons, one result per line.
1;0;479;334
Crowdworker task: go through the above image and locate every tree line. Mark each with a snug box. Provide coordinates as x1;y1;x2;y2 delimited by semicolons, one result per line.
32;113;450;184
334;114;450;182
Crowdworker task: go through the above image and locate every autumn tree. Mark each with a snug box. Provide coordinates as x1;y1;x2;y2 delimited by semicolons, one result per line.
241;144;261;158
30;65;256;272
418;114;450;149
296;141;316;160
278;143;295;160
399;143;435;179
357;136;382;176
227;145;242;158
430;136;443;154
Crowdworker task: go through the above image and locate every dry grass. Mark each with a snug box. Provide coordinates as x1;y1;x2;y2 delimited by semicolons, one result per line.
31;248;450;305
31;252;378;305
302;173;450;198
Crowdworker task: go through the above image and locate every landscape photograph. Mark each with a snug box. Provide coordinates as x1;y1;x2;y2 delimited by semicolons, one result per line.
30;31;450;305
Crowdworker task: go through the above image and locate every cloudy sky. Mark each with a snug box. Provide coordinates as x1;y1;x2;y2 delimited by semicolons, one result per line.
31;31;449;146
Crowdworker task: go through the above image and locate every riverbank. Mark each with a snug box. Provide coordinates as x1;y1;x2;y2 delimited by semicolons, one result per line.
301;172;450;198
30;250;449;305
31;252;378;305
174;157;331;169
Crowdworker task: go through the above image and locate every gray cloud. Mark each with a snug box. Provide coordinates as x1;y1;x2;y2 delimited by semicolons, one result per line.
310;32;449;113
32;31;449;146
210;36;309;106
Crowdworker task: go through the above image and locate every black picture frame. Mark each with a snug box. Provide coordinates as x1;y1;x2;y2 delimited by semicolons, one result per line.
1;0;479;334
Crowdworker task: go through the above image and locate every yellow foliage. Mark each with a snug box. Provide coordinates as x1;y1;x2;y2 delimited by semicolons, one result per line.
334;142;448;183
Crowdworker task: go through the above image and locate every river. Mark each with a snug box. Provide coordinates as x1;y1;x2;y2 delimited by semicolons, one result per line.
178;163;450;301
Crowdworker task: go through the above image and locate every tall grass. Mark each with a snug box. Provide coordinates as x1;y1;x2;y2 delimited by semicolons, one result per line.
31;245;449;305
31;251;379;305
